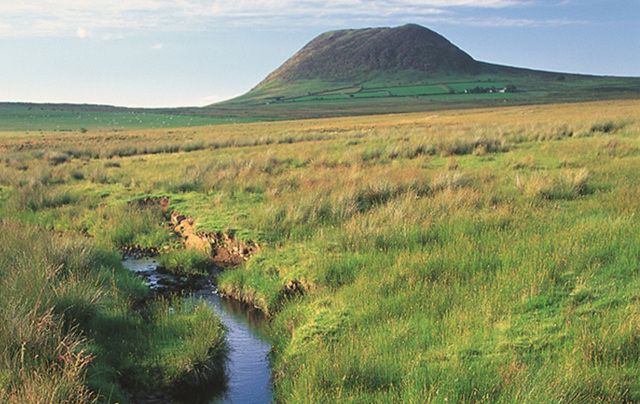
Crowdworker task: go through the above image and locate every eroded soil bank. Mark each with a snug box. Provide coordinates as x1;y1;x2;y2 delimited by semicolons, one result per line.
122;197;273;403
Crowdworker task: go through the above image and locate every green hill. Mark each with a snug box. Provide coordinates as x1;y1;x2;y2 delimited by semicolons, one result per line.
210;24;640;119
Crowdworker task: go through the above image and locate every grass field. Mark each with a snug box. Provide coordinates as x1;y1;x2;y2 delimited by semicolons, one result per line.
221;72;640;121
1;99;640;401
3;72;640;131
0;103;256;131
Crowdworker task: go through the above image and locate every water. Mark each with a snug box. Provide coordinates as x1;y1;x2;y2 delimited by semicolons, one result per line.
122;258;273;404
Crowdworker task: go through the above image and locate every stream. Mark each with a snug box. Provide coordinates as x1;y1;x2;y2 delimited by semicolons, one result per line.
122;258;274;404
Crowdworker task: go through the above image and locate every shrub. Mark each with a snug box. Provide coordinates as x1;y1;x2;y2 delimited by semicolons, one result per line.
590;120;626;134
70;170;85;180
46;151;71;166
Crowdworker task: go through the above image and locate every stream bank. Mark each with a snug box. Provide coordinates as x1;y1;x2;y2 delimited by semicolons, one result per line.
123;258;273;403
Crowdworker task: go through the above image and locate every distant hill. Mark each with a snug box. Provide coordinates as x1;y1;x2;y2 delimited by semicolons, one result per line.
259;24;480;84
211;24;640;119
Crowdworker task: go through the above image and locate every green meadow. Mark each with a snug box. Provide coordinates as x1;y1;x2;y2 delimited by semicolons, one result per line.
0;103;256;131
4;72;640;132
0;99;639;402
221;73;640;121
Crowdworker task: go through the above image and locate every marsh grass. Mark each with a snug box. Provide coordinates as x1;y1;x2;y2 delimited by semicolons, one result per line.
436;135;508;157
146;299;227;393
1;100;639;402
590;120;627;134
158;249;213;277
516;168;591;200
0;213;225;401
46;151;71;165
91;204;172;248
4;182;78;212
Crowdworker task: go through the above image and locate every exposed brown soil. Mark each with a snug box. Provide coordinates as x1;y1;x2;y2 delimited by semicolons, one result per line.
131;196;170;212
120;245;160;259
123;196;259;265
170;211;260;267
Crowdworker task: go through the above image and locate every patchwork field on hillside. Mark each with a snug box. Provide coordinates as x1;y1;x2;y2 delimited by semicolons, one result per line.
1;99;639;402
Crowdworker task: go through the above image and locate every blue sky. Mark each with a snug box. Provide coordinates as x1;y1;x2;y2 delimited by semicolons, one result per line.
0;0;638;107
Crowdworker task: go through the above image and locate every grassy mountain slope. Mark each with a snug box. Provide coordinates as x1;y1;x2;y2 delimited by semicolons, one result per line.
210;24;640;119
208;73;640;121
258;24;479;84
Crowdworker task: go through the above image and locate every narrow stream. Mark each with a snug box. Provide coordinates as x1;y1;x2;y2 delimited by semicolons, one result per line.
122;258;273;404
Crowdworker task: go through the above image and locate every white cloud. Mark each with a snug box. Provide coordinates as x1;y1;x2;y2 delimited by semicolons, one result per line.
413;15;586;28
0;0;558;37
76;27;90;38
151;42;164;50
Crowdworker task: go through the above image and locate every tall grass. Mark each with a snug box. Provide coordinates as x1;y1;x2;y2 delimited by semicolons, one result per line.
7;182;78;211
0;222;102;402
158;249;213;277
0;217;226;401
91;204;172;248
516;168;591;200
1;99;639;402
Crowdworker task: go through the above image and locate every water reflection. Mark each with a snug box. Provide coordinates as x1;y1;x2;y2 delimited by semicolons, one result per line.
122;259;273;404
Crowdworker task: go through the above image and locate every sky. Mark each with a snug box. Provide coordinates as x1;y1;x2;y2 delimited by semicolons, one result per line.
0;0;638;107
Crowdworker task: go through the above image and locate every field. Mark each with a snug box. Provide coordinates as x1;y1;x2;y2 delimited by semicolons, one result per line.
0;103;256;131
1;99;640;401
3;72;640;132
220;72;640;120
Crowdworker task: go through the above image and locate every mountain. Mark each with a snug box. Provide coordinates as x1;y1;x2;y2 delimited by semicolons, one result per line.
258;24;480;85
210;24;640;119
